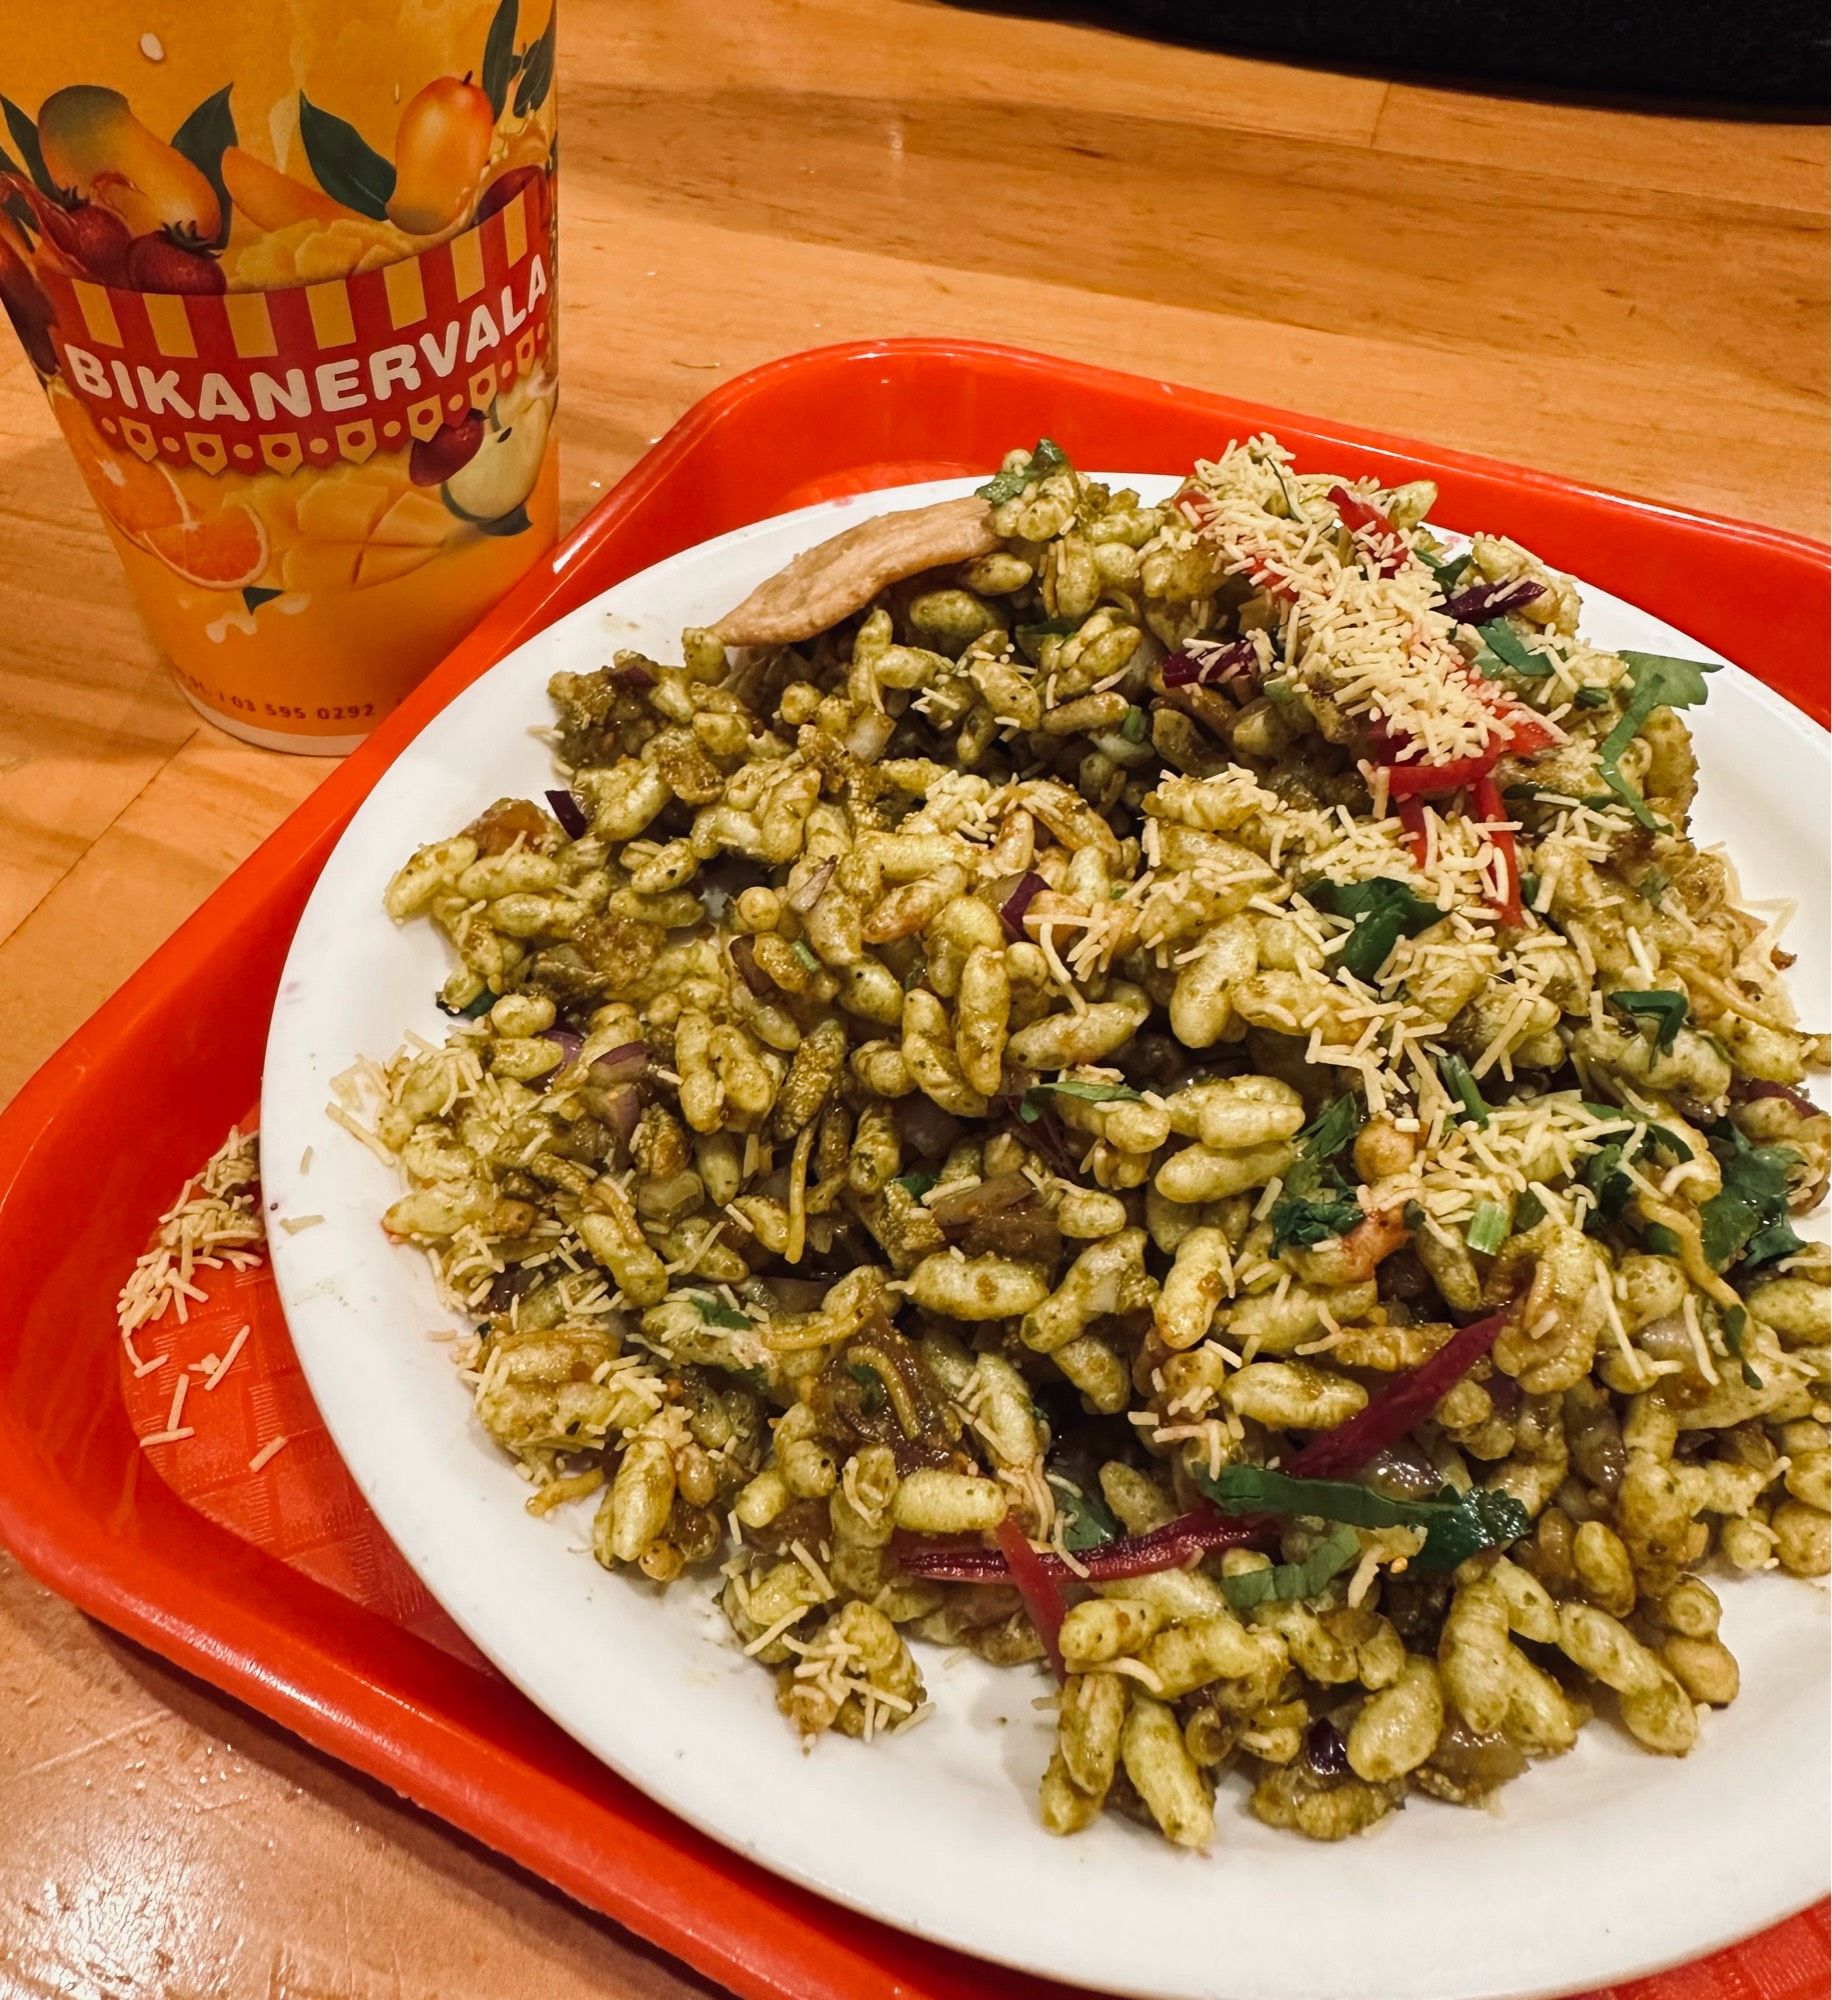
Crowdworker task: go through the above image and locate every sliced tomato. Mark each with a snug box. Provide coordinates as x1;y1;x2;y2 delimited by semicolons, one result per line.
1330;483;1406;575
1330;483;1395;537
1174;481;1219;528
1472;773;1524;928
1499;709;1559;757
1396;794;1431;865
1383;753;1500;799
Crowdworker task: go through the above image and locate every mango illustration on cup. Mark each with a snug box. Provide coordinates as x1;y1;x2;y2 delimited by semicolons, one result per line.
36;84;226;292
220;145;357;231
386;76;496;235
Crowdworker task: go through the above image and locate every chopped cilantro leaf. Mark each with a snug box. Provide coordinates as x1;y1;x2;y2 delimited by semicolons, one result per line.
1300;1093;1363;1161
1742;1215;1806;1269
977;438;1071;505
1476;619;1551;676
1423;548;1472;593
1195;1464;1528;1574
1218;1523;1360;1611
892;1170;938;1200
1720;1305;1763;1390
1269;1157;1363;1249
1014;616;1080;661
1609;988;1688;1053
1582;1119;1691;1233
1307;876;1440;982
688;1292;752;1330
1047;1474;1121;1553
1596;651;1719;827
1583;1140;1633;1228
1642;1123;1693;1160
439;987;497;1019
1699;1136;1800;1269
1572;684;1611;707
1019;1078;1145;1122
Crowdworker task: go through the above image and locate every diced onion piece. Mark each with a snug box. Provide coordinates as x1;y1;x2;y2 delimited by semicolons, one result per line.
545;788;589;839
1161;638;1256;688
1440;576;1544;625
998;870;1048;940
729;936;773;996
541;1026;584;1068
598;1081;643;1151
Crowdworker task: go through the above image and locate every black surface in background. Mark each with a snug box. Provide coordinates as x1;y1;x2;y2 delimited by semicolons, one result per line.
954;0;1830;108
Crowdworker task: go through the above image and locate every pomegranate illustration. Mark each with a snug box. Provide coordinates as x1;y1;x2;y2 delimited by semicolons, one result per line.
409;412;485;488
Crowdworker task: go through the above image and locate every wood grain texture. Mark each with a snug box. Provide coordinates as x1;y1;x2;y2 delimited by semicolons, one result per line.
0;2;1825;1995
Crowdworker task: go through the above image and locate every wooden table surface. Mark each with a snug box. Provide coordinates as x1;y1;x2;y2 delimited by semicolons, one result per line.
1;3;1825;1994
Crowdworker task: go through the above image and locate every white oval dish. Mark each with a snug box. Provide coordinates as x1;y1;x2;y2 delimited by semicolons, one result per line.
263;477;1831;2000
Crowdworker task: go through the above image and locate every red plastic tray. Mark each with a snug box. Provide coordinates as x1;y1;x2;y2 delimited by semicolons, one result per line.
2;340;1827;2000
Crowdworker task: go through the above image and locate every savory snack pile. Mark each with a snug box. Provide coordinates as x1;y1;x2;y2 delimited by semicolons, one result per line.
346;437;1830;1848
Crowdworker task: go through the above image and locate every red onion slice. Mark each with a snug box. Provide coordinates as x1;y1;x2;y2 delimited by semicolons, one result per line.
927;1172;1034;1235
588;1041;648;1083
1285;1296;1518;1482
1306;1718;1350;1776
545;789;590;839
1440;576;1545;626
998;870;1048;940
894;1510;1271;1586
601;1082;643;1151
1161;639;1257;688
993;1517;1068;1681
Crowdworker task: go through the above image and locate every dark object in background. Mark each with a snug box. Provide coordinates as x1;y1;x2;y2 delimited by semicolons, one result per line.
1062;0;1828;105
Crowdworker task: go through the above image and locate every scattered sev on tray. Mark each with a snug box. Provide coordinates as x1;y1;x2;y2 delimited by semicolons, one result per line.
115;1128;287;1469
340;434;1827;1848
115;1127;264;1375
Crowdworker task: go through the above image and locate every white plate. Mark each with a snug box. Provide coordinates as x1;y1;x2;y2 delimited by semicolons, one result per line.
262;478;1831;2000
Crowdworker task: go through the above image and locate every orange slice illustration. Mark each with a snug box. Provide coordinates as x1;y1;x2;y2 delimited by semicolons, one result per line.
139;503;269;591
51;389;193;543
